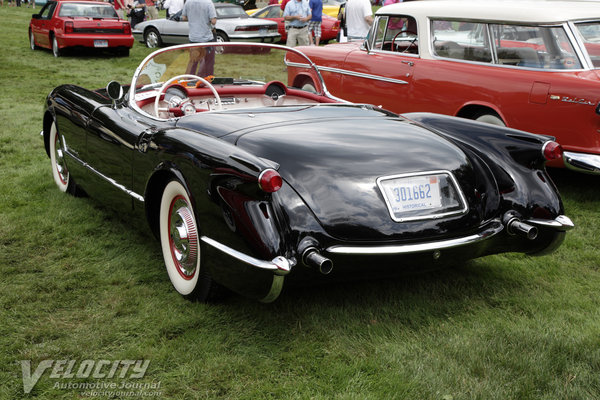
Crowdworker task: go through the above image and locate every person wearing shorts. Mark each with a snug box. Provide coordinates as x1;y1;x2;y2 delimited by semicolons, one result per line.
308;0;322;45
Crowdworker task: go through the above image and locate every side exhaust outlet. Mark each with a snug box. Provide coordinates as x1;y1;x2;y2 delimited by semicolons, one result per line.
303;249;333;275
298;237;333;275
505;215;538;240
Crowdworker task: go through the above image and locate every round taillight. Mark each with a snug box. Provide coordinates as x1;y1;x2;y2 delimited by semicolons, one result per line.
542;141;563;161
258;169;282;193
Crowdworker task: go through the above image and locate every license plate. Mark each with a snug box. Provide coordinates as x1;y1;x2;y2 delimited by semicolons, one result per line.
94;40;108;48
259;29;267;35
379;175;442;214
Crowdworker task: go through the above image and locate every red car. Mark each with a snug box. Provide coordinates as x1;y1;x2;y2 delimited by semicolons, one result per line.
287;1;600;174
250;5;340;44
29;0;134;57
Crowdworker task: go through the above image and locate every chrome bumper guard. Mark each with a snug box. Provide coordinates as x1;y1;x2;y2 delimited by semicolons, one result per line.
564;151;600;174
524;215;574;231
201;236;294;275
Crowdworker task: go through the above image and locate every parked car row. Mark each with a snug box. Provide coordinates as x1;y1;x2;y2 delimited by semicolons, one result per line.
35;1;600;302
132;3;280;48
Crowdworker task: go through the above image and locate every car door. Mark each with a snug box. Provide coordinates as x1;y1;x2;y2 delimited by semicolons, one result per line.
31;1;57;48
84;102;150;210
339;15;417;109
163;19;190;44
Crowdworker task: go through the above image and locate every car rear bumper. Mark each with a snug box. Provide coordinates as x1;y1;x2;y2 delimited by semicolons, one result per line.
56;35;135;48
326;215;573;256
563;151;600;174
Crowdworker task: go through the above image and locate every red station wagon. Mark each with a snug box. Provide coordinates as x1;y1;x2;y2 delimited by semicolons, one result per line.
287;1;600;174
29;0;134;57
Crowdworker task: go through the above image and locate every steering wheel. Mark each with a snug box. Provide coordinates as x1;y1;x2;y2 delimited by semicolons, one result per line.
392;30;418;53
154;74;222;117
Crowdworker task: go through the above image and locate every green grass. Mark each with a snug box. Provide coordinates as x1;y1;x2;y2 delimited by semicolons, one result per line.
2;6;600;400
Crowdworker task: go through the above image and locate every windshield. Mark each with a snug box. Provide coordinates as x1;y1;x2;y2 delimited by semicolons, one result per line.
574;21;600;68
58;2;118;18
129;43;330;120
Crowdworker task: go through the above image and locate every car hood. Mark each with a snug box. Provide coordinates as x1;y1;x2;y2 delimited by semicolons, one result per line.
177;105;493;241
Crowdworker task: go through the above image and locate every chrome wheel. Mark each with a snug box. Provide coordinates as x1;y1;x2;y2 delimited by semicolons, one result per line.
52;36;61;57
49;121;69;192
29;31;36;50
475;113;505;127
169;196;199;280
145;29;161;48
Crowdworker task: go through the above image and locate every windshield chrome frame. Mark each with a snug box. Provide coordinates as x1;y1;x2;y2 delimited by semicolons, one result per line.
128;42;338;121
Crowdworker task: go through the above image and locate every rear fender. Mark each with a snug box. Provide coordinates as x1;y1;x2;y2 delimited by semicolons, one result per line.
403;112;563;218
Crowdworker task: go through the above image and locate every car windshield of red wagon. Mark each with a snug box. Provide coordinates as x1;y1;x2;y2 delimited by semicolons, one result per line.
58;3;118;18
574;21;600;68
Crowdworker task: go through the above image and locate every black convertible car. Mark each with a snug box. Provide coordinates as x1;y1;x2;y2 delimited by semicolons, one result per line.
42;43;573;302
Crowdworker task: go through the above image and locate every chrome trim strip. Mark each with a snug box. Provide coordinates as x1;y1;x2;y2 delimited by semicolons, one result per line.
563;151;600;174
376;170;469;222
200;236;294;275
61;138;145;202
316;65;409;85
525;215;574;231
327;220;503;255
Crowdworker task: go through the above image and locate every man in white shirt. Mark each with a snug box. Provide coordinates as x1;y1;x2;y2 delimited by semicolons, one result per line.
344;0;373;40
163;0;183;18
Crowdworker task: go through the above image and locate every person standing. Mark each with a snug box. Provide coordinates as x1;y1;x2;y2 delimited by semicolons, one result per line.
344;0;373;40
308;0;322;45
128;0;146;28
163;0;183;18
146;0;158;20
114;0;127;19
283;0;311;47
181;0;217;75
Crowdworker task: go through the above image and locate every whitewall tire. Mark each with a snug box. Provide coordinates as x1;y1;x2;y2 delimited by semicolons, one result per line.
159;179;205;297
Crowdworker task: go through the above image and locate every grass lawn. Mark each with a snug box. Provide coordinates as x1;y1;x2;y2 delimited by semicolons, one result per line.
2;6;600;400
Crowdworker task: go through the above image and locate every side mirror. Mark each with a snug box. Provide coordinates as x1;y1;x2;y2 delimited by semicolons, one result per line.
106;81;123;108
32;13;40;19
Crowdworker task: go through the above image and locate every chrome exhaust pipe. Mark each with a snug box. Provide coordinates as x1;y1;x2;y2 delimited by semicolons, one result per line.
505;215;538;240
298;237;333;275
303;249;333;275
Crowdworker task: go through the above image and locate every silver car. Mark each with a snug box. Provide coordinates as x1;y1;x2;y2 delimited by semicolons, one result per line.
133;3;280;48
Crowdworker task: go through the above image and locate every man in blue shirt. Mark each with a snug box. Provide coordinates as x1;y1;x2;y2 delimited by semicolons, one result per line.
308;0;322;45
182;0;217;43
283;0;311;47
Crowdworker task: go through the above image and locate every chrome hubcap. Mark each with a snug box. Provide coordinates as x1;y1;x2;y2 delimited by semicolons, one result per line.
169;197;198;279
54;134;68;185
146;32;158;48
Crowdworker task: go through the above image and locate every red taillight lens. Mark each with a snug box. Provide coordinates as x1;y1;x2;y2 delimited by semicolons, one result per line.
258;169;283;193
123;22;131;35
542;141;563;161
65;21;74;34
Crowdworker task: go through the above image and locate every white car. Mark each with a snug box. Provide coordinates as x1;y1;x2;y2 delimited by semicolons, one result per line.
133;3;280;48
